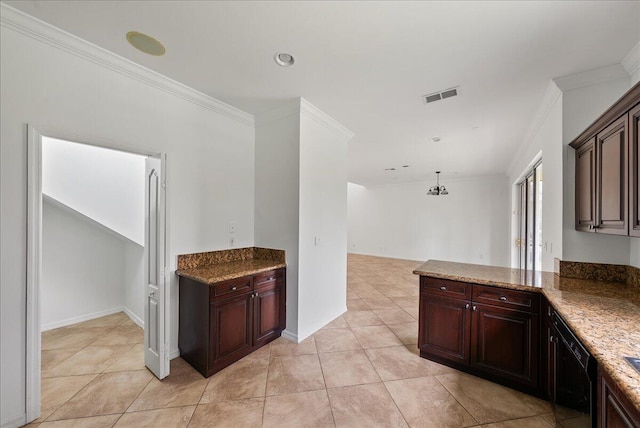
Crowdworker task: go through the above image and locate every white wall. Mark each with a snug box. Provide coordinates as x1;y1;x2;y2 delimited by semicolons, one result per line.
348;175;510;266
42;137;146;245
42;198;125;330
254;99;352;342
254;102;301;339
1;10;255;425
507;83;563;271
297;102;349;340
561;76;632;264
124;241;145;327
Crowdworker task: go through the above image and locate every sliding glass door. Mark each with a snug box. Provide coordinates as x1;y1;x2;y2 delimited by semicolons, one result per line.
518;162;543;271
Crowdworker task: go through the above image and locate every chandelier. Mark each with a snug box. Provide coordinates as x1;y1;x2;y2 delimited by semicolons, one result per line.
427;171;448;195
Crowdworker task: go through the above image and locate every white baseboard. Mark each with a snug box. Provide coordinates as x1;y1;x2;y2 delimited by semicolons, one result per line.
281;329;298;343
1;413;25;428
169;348;180;360
123;306;144;328
41;306;124;331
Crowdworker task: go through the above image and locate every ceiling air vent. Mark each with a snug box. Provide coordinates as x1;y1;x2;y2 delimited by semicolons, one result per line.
423;87;459;104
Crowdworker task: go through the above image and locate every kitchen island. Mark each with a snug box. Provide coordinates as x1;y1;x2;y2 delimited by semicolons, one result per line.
414;260;640;426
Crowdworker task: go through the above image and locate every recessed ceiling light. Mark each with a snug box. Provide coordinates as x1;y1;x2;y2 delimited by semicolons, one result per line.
274;52;295;67
429;137;441;143
126;31;165;56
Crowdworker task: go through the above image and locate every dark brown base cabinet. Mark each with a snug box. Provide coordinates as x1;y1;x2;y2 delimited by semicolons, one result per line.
419;277;540;395
598;367;640;428
179;268;286;377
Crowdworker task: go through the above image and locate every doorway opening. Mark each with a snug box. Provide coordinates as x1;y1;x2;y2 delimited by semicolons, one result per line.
26;126;169;423
516;160;543;271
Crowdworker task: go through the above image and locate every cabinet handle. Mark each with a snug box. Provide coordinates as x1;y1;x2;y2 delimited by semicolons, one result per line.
231;286;237;291
499;296;507;301
255;292;259;298
465;303;470;309
439;286;446;291
472;305;477;311
267;277;275;281
251;293;255;299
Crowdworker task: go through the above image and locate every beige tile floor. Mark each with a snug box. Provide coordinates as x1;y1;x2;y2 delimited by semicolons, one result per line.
27;254;585;427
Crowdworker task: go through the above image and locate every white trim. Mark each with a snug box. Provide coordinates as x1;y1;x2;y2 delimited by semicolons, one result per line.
281;330;299;343
42;307;125;332
0;3;254;127
0;414;26;428
622;41;640;78
300;98;355;141
26;125;42;423
169;348;181;360
123;306;144;329
553;63;629;91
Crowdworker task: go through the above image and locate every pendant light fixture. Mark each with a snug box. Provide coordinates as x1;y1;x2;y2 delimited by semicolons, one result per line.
427;171;448;195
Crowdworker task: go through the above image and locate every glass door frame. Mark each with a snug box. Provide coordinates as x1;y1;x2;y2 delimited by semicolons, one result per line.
518;160;542;271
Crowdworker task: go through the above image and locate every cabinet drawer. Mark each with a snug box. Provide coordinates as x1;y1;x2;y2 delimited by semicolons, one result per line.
211;277;252;300
254;269;283;287
472;285;539;314
421;277;471;300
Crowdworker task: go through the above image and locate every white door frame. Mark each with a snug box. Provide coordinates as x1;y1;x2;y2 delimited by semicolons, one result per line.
25;125;170;422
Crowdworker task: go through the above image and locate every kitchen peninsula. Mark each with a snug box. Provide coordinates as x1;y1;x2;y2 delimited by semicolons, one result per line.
414;259;640;427
177;247;286;377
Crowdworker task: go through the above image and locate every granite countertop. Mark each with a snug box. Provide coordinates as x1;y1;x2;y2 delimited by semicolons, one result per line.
177;259;286;284
176;247;286;285
414;259;640;414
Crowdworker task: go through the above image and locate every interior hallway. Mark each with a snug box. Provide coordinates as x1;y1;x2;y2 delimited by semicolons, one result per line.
27;254;582;427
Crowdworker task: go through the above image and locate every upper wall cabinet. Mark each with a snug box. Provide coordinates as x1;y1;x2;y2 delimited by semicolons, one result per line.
570;82;640;236
629;103;640;237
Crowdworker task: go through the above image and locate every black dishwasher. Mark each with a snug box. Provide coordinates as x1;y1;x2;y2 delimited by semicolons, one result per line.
551;311;597;427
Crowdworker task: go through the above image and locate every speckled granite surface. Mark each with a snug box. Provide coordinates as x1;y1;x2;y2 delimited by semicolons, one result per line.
414;259;640;414
176;247;285;284
177;247;285;270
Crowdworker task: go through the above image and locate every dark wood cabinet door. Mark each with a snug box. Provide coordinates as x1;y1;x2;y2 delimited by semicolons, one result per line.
596;115;628;235
253;280;284;347
576;138;596;232
629;104;640;237
470;304;539;390
210;292;253;367
418;294;471;365
598;367;640;428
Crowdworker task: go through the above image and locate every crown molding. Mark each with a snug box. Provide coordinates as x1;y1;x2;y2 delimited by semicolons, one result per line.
300;98;354;141
0;3;254;127
622;40;640;78
553;63;629;92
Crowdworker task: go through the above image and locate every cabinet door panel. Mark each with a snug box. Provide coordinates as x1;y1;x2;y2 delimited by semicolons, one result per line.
630;104;640;237
576;139;596;231
599;367;640;428
596;116;628;234
254;283;283;347
419;294;470;365
471;304;538;389
210;293;252;364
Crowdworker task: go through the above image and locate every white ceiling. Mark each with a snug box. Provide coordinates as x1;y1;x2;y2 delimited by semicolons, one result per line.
5;1;639;186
